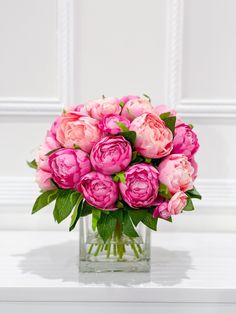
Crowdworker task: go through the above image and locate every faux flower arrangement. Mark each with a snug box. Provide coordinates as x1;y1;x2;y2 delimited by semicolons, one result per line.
28;95;201;261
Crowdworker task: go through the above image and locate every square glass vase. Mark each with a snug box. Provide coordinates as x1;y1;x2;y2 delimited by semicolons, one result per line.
79;215;151;272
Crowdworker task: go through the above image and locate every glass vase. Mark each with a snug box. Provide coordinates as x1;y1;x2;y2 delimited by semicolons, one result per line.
79;215;151;272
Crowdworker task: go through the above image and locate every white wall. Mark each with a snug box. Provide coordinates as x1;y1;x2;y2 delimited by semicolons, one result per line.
0;0;236;231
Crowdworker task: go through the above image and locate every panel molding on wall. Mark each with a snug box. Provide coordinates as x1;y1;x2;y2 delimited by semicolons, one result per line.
166;0;236;118
0;0;74;117
0;176;236;231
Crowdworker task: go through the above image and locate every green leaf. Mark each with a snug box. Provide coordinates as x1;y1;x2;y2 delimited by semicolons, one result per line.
123;212;139;237
120;131;136;146
45;148;60;156
182;197;194;211
144;158;152;164
132;151;138;161
159;112;171;119
53;189;79;223
92;208;102;231
188;123;194;129
32;189;58;214
69;195;83;231
80;201;93;217
128;209;147;226
116;201;124;209
113;171;126;184
186;186;202;200
116;122;129;132
143;93;151;102
142;212;158;231
97;213;117;242
128;209;157;231
119;101;125;108
27;159;37;169
159;183;172;200
161;116;176;135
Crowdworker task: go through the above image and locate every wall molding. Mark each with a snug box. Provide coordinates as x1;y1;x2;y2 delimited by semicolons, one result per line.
1;176;236;209
0;0;74;117
166;0;236;118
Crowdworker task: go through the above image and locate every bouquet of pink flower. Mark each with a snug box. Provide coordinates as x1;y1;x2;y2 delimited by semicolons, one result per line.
29;95;201;243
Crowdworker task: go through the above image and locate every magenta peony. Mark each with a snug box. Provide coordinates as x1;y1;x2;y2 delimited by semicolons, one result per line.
119;163;159;208
56;112;102;153
86;97;121;120
158;154;194;194
168;191;187;215
121;98;154;121
153;201;171;219
78;171;119;209
90;136;132;175
48;148;91;189
130;113;173;158
172;123;199;159
98;114;130;135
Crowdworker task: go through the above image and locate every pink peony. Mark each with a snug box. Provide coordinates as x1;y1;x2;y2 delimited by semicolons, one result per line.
36;130;61;172
158;154;194;194
153;201;171;219
56;112;102;153
172;123;199;159
48;148;91;189
168;191;187;215
155;104;176;116
119;95;140;105
78;172;119;209
50;117;61;136
190;157;198;181
130;113;173;158
86;97;121;120
36;168;56;191
98;114;130;135
64;104;89;116
90;136;132;175
119;163;159;208
121;98;154;121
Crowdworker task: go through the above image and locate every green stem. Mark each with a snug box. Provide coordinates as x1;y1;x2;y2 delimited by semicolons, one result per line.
131;243;139;259
137;244;143;254
106;242;111;258
94;244;101;256
88;244;94;255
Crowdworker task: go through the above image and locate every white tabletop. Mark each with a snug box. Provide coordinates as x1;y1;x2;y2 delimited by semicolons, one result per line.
0;231;236;303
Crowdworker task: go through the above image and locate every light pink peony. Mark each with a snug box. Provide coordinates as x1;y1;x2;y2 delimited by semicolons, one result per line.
158;154;194;194
155;104;176;116
172;123;199;159
98;114;130;135
153;201;171;219
190;157;198;181
130;113;173;158
78;172;119;209
36;168;56;191
121;98;154;121
48;148;91;189
119;95;140;105
50;117;61;136
86;97;121;120
64;104;89;116
56;112;102;153
90;136;132;175
36;130;61;172
119;163;159;208
168;191;187;215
